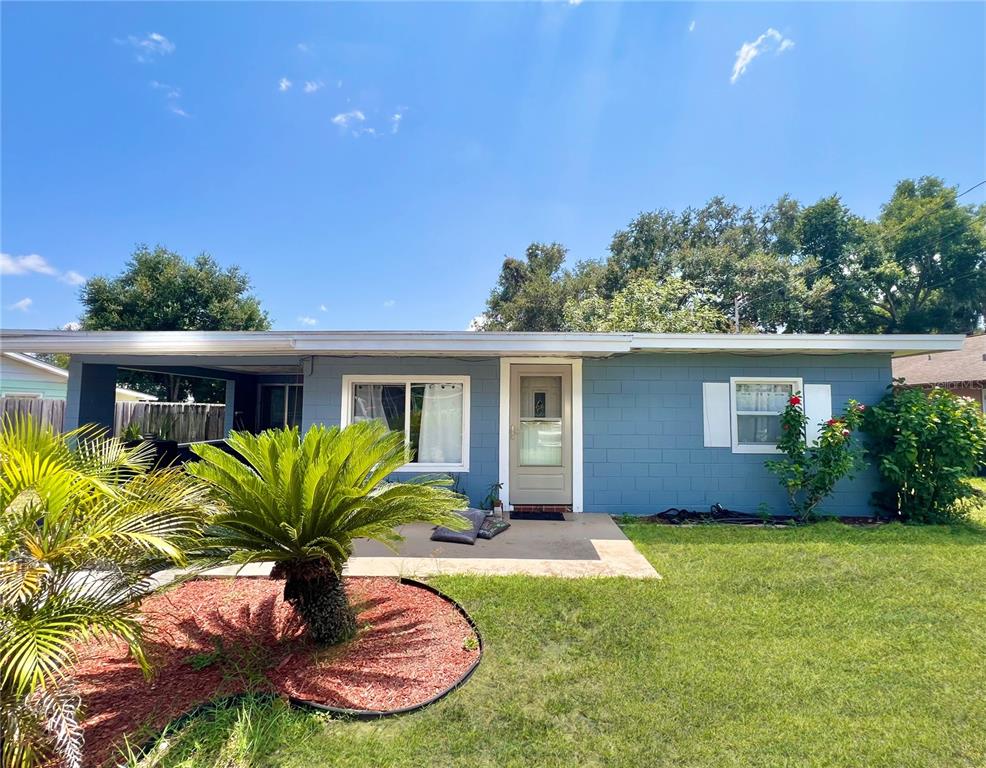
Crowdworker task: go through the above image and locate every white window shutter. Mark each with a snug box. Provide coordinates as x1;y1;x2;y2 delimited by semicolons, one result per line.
703;382;731;447
804;384;832;446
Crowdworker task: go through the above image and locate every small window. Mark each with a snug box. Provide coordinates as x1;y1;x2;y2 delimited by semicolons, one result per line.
730;377;802;454
341;375;470;471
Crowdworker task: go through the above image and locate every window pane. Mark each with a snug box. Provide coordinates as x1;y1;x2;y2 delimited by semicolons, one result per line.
260;386;286;429
737;414;781;444
414;383;463;464
520;420;562;466
735;382;793;413
352;384;406;433
520;376;562;418
286;386;303;429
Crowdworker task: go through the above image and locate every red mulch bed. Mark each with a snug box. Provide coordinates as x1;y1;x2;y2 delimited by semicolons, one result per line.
70;577;479;767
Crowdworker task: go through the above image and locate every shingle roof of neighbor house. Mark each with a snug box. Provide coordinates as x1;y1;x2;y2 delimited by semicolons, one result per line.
892;334;986;386
0;329;966;358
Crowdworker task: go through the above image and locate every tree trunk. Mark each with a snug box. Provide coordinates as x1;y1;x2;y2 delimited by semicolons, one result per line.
279;562;356;645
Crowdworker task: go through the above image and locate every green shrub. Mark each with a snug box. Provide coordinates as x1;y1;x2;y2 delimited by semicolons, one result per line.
862;386;986;523
765;393;867;520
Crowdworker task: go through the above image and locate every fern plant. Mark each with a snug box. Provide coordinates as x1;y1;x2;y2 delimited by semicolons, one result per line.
0;416;210;768
188;422;468;645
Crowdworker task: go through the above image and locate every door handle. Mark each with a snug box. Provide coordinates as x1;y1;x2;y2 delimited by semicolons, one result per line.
510;424;516;440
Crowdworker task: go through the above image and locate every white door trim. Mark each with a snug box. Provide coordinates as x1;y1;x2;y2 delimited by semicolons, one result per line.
498;357;583;513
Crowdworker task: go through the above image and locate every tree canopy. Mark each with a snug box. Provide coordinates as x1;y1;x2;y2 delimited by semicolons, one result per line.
80;245;270;401
479;177;986;334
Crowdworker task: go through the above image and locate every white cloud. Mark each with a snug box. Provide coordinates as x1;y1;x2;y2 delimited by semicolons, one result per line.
279;77;293;92
319;304;328;312
150;80;189;117
297;42;312;54
9;297;33;312
390;111;404;134
150;80;181;99
331;109;366;128
117;32;175;63
467;314;487;331
568;0;583;5
297;315;318;326
2;252;88;286
730;28;795;84
689;20;696;32
382;299;396;308
303;80;324;94
62;321;81;331
60;270;87;286
1;253;57;276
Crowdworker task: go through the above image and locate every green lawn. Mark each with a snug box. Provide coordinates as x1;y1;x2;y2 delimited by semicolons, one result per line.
131;499;986;768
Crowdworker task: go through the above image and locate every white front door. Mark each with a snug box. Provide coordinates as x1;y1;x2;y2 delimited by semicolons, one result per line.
508;364;572;505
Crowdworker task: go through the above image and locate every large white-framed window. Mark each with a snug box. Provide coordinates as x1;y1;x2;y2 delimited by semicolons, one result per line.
730;377;803;454
340;374;470;472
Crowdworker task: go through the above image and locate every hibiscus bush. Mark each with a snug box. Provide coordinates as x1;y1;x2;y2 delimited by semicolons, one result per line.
765;393;867;520
862;386;986;523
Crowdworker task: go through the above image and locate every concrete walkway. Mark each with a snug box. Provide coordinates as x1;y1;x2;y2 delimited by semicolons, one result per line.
190;514;660;580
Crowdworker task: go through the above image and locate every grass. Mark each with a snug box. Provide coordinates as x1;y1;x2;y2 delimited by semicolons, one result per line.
127;495;986;768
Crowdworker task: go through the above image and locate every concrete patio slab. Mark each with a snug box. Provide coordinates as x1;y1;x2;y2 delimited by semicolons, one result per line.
178;514;659;580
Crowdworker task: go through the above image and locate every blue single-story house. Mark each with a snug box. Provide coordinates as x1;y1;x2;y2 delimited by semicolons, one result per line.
0;330;965;517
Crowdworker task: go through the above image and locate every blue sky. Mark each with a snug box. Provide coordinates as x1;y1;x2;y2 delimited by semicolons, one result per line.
2;2;984;332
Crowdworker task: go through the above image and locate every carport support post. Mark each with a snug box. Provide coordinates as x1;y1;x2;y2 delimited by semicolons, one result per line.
64;360;118;434
224;379;236;436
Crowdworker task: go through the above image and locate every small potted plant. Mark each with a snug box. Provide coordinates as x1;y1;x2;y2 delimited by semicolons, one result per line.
482;482;504;520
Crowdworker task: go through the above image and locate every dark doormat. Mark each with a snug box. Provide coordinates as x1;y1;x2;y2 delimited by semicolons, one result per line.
509;511;566;522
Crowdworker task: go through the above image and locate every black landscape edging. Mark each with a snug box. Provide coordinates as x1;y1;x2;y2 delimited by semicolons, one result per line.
290;578;484;719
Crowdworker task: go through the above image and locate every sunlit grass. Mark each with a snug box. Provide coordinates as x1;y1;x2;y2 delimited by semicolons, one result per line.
125;508;986;768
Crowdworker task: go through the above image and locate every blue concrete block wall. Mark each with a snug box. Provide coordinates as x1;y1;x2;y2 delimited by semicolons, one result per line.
582;352;892;517
302;356;499;508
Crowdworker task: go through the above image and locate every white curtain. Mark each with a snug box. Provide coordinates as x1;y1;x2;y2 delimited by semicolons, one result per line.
735;383;792;413
418;383;462;463
353;384;387;423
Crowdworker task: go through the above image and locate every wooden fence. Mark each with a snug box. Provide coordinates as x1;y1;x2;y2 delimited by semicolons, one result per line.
0;397;66;431
114;402;226;443
0;398;226;443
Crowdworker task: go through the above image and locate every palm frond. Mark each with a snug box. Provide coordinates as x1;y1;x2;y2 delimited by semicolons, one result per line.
0;417;209;767
190;422;469;574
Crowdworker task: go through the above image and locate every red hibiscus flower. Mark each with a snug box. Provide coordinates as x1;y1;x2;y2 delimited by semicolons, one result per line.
789;395;801;406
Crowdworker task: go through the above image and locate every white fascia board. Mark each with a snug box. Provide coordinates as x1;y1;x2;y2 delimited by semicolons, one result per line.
629;333;967;356
0;329;966;358
3;352;71;378
0;330;632;356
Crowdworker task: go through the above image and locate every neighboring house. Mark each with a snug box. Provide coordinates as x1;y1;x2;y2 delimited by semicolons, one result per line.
0;330;964;517
892;334;986;413
0;352;155;402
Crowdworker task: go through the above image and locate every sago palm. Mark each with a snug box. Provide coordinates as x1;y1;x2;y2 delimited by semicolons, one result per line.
188;422;468;645
0;416;210;768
